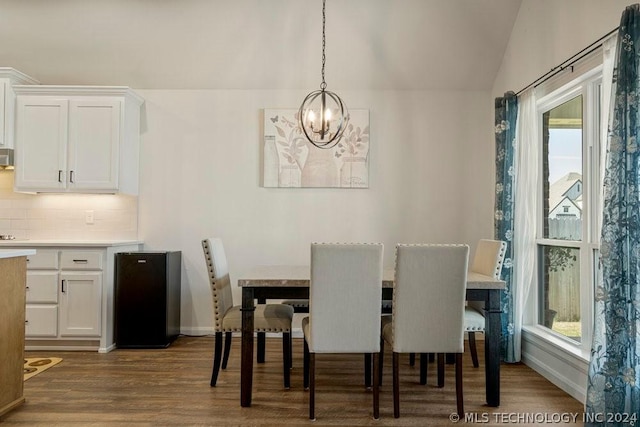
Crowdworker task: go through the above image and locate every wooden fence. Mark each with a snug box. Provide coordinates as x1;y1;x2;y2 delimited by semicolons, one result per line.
546;218;581;322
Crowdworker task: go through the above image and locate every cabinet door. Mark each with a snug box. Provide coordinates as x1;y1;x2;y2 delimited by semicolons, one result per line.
26;272;59;303
59;272;102;337
25;305;58;337
68;100;121;191
14;97;68;191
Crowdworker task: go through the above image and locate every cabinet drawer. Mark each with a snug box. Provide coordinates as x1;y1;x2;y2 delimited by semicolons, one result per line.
26;249;59;269
25;305;58;337
26;272;58;303
60;251;103;270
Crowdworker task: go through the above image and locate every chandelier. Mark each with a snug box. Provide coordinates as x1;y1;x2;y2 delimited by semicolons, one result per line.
298;0;349;149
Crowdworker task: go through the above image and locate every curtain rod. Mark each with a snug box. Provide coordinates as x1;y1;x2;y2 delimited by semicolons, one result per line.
515;26;619;96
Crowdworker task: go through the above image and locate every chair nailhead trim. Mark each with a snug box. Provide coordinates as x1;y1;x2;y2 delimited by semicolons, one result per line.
219;328;291;333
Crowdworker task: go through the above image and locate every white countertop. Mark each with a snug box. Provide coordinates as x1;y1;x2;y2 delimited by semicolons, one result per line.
0;240;142;248
0;249;36;259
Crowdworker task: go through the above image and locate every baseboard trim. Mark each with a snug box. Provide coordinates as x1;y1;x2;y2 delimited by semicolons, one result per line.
98;343;116;354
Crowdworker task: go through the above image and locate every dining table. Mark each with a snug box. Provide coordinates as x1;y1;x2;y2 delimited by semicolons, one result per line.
237;265;505;408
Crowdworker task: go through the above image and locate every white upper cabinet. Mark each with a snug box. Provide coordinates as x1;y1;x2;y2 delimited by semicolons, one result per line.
13;86;143;194
68;100;120;191
14;98;68;190
0;68;39;149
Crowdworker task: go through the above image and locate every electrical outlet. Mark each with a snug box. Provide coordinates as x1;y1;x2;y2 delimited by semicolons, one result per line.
85;210;94;225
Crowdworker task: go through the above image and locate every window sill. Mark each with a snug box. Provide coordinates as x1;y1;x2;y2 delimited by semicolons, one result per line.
522;324;589;363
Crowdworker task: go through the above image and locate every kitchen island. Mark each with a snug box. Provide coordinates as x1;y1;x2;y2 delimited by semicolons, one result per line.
0;249;36;417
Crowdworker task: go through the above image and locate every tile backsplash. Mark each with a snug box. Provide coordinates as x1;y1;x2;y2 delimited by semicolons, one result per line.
0;171;137;240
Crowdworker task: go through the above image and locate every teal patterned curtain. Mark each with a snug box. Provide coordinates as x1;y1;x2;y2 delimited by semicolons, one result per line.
494;92;518;363
586;5;640;425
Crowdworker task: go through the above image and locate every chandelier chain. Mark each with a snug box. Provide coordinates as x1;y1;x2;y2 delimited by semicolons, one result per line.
321;0;327;90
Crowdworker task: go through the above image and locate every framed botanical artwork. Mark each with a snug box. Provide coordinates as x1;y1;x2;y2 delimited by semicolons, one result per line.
263;109;370;188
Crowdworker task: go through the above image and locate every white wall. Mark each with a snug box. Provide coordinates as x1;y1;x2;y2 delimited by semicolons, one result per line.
491;0;633;403
136;89;494;333
492;0;631;97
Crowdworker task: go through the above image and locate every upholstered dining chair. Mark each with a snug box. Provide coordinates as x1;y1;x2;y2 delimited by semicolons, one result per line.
202;238;294;388
381;244;469;418
415;238;507;381
302;243;384;420
280;298;309;313
465;239;507;367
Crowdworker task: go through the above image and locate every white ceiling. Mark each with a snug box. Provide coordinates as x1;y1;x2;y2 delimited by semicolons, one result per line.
0;0;522;90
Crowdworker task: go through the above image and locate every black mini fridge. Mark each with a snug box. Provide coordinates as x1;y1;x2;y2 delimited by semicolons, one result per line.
114;251;181;348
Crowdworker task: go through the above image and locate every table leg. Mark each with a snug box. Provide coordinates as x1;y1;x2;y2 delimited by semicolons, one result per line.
257;297;266;363
241;288;255;407
485;289;501;407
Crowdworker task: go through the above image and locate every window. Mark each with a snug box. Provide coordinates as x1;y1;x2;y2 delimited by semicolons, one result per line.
536;67;601;349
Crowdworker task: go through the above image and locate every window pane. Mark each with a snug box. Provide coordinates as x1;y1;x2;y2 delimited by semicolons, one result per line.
539;245;581;342
542;96;583;241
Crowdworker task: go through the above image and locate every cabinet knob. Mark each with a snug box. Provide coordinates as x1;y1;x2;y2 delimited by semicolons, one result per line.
70;170;75;183
58;170;63;183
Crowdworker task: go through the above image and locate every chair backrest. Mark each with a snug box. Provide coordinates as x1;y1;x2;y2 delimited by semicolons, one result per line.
202;238;234;332
308;243;383;353
391;244;469;353
471;239;507;279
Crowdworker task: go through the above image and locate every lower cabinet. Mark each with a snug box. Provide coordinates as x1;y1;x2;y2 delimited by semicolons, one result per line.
25;305;58;337
59;272;102;337
25;250;61;338
21;243;141;352
24;269;58;337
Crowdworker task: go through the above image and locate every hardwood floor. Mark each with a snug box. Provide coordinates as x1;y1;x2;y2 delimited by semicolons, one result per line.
2;336;583;426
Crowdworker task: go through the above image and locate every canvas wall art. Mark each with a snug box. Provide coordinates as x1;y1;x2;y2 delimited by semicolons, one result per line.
263;109;370;188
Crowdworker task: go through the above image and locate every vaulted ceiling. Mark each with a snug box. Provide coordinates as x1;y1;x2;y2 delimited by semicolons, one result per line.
0;0;522;90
